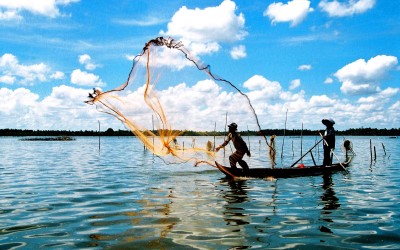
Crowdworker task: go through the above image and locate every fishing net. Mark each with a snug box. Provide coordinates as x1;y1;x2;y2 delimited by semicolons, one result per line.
86;37;270;166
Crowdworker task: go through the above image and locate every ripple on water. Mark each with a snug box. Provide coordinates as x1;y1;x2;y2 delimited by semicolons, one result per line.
0;136;399;249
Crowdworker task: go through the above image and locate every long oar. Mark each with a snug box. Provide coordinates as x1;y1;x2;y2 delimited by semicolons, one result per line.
289;138;323;168
319;132;349;173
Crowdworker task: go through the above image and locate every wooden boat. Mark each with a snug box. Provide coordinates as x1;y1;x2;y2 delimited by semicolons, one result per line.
215;161;350;179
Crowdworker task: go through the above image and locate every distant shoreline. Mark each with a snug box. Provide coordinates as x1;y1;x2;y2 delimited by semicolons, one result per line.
1;128;399;137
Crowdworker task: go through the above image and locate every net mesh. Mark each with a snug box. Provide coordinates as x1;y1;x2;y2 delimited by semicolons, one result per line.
86;37;271;166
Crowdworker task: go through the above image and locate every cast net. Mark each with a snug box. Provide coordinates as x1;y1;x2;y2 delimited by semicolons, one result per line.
86;37;270;166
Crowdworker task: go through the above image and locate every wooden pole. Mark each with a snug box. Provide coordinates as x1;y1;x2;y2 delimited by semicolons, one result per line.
290;138;323;168
310;151;316;166
247;125;251;152
382;143;386;155
213;121;216;151
370;139;373;162
374;146;376;161
300;122;303;159
224;112;228;157
98;120;101;151
292;140;294;157
152;115;155;148
281;109;288;158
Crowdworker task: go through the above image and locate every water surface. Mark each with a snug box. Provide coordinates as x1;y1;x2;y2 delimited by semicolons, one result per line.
0;136;399;249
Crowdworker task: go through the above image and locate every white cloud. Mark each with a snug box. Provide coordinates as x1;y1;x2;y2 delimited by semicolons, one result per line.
335;55;398;95
78;54;98;71
243;75;282;92
162;0;246;42
0;9;22;21
0;75;15;84
324;77;334;84
230;45;246;60
70;69;105;87
289;79;301;90
264;0;313;27
160;0;247;57
319;0;375;17
0;85;110;130
358;87;399;104
298;64;312;71
1;71;399;130
0;0;79;20
0;87;39;115
309;95;335;107
113;16;166;26
50;71;65;80
0;53;56;85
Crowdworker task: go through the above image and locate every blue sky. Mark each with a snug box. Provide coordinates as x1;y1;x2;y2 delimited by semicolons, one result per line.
0;0;399;131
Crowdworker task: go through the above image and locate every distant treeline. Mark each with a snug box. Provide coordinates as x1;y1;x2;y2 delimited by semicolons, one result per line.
0;127;399;137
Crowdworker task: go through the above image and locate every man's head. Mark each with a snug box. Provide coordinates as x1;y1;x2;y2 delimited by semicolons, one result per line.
322;118;335;127
228;122;238;132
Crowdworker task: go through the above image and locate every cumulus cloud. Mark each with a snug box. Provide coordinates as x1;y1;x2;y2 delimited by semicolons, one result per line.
298;64;312;71
0;0;79;20
264;0;313;27
70;69;105;87
309;94;335;107
113;16;166;26
230;45;246;60
160;0;247;58
0;85;110;130
1;70;399;130
126;46;195;71
0;53;59;85
324;77;334;84
78;54;98;71
50;71;65;80
319;0;375;17
358;87;399;105
0;75;15;84
289;79;301;90
0;87;39;115
335;55;398;95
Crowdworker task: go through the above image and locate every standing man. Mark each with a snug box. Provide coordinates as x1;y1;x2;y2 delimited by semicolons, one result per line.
322;118;336;166
216;123;251;171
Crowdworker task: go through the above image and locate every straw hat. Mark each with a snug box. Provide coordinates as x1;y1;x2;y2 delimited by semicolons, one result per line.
322;118;335;126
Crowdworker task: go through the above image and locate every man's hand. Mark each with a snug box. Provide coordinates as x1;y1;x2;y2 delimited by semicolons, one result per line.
215;146;221;152
247;151;251;157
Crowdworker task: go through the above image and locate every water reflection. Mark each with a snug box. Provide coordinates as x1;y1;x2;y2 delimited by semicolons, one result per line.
321;174;340;211
223;180;250;226
319;173;339;234
1;136;400;249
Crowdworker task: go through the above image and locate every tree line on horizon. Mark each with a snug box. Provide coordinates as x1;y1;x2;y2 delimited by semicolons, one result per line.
0;127;399;137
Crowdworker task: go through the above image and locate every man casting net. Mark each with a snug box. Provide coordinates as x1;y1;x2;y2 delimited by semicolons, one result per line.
86;37;270;166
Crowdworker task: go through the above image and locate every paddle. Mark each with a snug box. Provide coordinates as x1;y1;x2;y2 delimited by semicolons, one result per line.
319;132;349;173
289;138;323;168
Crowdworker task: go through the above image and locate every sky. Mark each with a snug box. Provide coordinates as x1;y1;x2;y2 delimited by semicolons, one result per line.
0;0;399;132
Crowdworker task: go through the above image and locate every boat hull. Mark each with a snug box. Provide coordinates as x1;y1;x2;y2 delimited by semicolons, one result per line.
215;162;349;179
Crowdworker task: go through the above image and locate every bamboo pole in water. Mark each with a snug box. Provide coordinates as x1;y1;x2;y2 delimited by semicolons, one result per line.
382;143;386;155
292;140;294;157
213;121;216;151
370;139;373;162
281;109;288;158
247;125;251;152
300;122;303;159
98;120;101;151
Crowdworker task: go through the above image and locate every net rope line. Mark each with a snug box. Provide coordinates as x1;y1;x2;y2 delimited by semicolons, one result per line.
86;37;274;163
